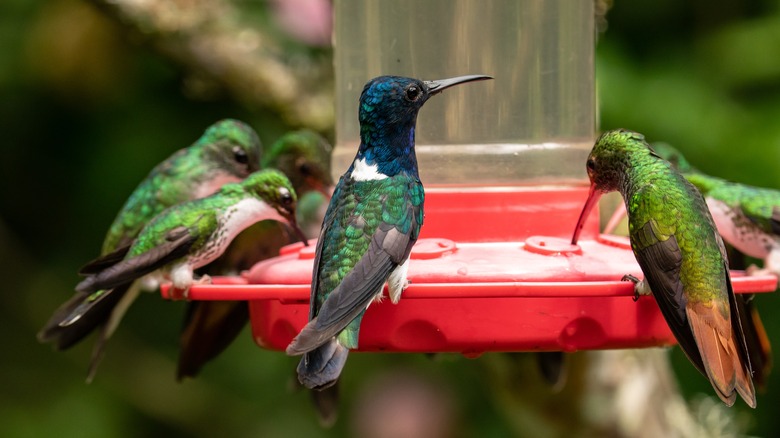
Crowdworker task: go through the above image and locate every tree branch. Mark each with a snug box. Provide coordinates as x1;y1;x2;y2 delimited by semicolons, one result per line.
85;0;334;131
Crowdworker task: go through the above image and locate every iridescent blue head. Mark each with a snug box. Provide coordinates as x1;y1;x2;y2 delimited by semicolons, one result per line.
353;74;491;178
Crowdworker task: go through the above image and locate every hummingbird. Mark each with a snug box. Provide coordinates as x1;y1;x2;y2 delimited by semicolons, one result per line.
651;142;774;388
285;74;492;390
38;119;262;380
72;169;305;313
652;142;780;277
177;129;335;380
571;129;756;407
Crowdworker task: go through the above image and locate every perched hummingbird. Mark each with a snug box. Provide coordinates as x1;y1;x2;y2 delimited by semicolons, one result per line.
177;129;334;380
285;74;492;390
571;129;756;407
73;169;304;308
262;129;334;198
653;143;780;277
652;142;774;388
38;119;262;380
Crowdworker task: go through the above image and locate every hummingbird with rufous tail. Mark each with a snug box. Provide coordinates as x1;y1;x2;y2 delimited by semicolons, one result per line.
571;129;756;407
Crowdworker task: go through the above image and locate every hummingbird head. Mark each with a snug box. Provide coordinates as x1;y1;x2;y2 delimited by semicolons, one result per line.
200;119;263;178
356;75;492;176
572;129;657;244
585;129;656;193
242;170;309;245
262;129;334;199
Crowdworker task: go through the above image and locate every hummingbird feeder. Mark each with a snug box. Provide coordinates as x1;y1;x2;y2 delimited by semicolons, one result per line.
162;0;775;355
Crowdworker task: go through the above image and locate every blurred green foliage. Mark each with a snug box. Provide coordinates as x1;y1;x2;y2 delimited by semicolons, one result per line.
4;0;780;437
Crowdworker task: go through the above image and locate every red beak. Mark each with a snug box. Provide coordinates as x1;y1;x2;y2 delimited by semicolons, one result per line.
571;183;602;245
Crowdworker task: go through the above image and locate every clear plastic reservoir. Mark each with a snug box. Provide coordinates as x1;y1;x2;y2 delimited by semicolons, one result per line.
333;0;596;185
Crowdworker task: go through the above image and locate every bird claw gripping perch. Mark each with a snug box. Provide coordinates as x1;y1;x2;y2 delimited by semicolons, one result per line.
621;274;651;302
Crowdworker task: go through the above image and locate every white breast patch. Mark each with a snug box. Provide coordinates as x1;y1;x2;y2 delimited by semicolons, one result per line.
351;158;389;181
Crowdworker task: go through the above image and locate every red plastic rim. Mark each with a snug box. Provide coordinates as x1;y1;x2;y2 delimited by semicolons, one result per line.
160;186;776;354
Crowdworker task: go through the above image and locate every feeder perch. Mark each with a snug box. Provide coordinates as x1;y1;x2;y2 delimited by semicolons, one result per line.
161;0;776;356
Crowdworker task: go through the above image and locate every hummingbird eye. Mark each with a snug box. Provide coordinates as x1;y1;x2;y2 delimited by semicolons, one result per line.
232;146;249;165
404;84;422;102
297;159;312;177
586;157;596;172
279;188;294;207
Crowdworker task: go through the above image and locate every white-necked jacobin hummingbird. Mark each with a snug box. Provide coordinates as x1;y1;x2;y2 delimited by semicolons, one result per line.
285;74;492;390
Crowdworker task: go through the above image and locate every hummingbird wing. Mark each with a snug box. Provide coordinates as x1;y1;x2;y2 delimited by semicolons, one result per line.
75;214;214;293
630;184;755;407
631;220;705;371
287;176;423;355
78;244;132;275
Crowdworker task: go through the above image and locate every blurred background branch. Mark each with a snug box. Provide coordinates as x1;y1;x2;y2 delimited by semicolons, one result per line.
85;0;334;131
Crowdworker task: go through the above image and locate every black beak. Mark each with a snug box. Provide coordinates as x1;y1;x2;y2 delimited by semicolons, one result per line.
424;75;493;95
284;209;309;246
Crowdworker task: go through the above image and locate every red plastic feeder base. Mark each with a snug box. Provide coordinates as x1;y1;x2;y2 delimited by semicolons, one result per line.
161;186;776;356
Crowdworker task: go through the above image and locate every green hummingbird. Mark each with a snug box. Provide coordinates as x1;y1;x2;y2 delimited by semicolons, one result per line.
38;119;262;380
652;142;780;277
285;74;492;390
176;129;334;381
73;170;303;300
651;142;774;388
571;129;756;407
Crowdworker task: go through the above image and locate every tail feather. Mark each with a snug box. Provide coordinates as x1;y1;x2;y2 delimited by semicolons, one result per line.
84;282;142;382
86;323;111;384
310;381;340;428
286;316;331;356
686;302;756;407
736;295;772;390
535;351;568;391
296;340;349;390
177;301;249;380
37;284;129;350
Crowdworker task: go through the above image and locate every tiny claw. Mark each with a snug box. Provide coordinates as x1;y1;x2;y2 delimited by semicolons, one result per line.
196;274;213;285
621;274;650;301
746;264;771;277
621;274;639;284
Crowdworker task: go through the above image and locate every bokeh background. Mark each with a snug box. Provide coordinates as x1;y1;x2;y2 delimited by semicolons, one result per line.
3;0;780;436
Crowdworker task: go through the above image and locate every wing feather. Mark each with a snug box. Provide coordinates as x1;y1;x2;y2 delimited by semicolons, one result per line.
78;244;132;275
288;176;421;355
633;224;706;374
75;225;198;293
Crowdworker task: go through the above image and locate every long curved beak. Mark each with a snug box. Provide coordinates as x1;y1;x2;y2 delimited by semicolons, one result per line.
571;183;601;245
284;211;310;246
424;75;493;95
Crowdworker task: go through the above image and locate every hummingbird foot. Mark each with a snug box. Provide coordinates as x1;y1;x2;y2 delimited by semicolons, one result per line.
387;259;410;304
745;264;777;279
621;274;651;302
170;275;212;300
